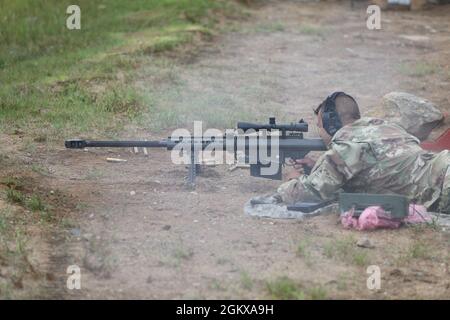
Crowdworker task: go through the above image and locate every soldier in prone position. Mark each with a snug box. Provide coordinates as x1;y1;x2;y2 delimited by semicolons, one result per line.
274;92;450;214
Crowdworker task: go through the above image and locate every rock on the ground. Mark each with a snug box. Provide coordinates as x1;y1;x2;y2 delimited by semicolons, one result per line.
379;92;443;141
356;237;375;248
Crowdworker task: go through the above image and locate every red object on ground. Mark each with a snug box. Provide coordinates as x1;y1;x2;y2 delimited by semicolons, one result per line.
420;128;450;152
341;204;431;231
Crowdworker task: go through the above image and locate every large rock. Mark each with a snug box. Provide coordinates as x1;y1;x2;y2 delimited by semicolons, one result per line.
380;92;443;141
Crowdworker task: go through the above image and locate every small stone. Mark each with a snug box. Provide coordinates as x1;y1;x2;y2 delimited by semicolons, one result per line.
50;190;54;195
162;225;171;231
356;237;375;249
390;269;404;277
130;191;136;196
83;233;93;241
84;254;104;272
70;228;81;237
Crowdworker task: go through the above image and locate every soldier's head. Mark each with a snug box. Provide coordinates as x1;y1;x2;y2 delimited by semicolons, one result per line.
314;92;360;144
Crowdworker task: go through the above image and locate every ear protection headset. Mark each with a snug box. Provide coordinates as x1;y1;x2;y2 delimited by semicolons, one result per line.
316;92;357;136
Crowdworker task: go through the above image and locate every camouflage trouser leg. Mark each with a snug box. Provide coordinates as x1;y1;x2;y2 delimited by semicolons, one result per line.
437;165;450;214
277;179;301;205
276;178;322;205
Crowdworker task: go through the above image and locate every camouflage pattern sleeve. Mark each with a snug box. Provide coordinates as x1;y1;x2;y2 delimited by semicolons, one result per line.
278;140;375;204
306;141;374;199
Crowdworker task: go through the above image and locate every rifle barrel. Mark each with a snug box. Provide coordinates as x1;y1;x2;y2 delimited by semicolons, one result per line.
65;137;327;151
65;139;170;149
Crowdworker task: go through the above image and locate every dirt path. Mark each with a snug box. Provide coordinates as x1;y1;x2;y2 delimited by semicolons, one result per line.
44;2;450;299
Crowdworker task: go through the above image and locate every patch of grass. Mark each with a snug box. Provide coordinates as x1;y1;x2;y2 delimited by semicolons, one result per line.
75;202;89;212
254;22;285;33
266;276;305;300
1;177;24;190
0;211;8;233
31;164;51;176
296;240;308;257
266;277;327;300
14;228;27;256
296;240;314;267
336;274;349;291
0;0;244;139
26;195;46;212
173;246;194;261
352;251;369;267
308;286;328;300
395;240;436;266
85;169;104;180
6;188;25;205
240;271;253;290
173;247;193;260
323;242;334;259
299;25;326;37
60;217;78;229
327;236;354;258
408;242;431;260
0;283;13;300
4;185;52;222
209;279;226;291
0;171;79;298
323;236;370;267
216;257;231;265
399;62;438;77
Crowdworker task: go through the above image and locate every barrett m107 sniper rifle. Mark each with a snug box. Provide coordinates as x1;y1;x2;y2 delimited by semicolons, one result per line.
65;118;327;187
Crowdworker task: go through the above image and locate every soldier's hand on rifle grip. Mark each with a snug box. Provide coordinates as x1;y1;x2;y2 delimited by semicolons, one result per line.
288;157;316;173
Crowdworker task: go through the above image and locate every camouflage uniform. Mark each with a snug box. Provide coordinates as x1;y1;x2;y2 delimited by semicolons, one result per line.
277;117;450;213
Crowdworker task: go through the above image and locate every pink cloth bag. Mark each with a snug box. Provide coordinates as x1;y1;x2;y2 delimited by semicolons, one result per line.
341;204;432;231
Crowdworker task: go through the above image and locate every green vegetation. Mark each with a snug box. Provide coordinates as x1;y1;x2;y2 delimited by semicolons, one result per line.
27;194;47;212
296;240;308;257
296;239;314;267
266;276;328;300
4;186;50;218
399;62;438;77
407;241;432;260
308;286;328;300
266;276;305;300
240;271;253;290
6;188;25;205
254;22;285;33
298;24;326;37
0;0;243;139
323;236;370;267
0;204;36;299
